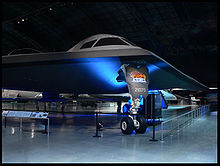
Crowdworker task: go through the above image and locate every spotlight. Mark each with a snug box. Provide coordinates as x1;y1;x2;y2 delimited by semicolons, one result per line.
17;21;20;24
49;7;52;11
22;18;24;22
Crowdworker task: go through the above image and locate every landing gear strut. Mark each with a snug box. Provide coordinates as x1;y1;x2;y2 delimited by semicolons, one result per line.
120;64;149;135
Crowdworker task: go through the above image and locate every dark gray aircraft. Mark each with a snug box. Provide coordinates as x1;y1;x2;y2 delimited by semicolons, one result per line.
2;34;208;134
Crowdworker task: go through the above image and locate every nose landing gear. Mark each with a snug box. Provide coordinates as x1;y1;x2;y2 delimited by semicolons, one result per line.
119;64;149;135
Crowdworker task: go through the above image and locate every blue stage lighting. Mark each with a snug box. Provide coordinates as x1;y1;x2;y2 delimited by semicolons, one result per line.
84;57;127;88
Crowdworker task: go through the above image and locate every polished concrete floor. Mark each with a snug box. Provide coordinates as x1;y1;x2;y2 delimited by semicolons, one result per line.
2;105;217;163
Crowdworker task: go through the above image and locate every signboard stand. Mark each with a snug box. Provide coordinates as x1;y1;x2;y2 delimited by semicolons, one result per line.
2;110;49;135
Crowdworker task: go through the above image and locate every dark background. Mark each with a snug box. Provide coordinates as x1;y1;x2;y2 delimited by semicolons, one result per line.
1;2;218;88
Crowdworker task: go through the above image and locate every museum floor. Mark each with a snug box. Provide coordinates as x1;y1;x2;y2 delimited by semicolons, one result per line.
2;105;217;163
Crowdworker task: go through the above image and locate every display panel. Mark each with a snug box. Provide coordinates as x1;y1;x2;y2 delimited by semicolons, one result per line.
2;111;9;116
31;112;48;118
7;111;19;117
4;111;48;118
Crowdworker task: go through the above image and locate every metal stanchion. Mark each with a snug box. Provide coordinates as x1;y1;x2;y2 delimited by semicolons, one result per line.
177;118;179;132
160;122;164;142
170;120;173;136
188;113;189;124
93;112;101;137
196;109;197;119
182;114;185;128
44;119;47;133
19;118;22;131
149;116;158;141
5;117;7;128
47;118;49;136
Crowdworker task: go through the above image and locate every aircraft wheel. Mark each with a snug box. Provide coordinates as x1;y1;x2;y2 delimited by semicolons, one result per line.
120;116;134;135
135;116;147;134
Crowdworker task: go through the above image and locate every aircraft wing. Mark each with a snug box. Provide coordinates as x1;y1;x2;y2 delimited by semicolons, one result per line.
2;48;208;92
131;50;209;91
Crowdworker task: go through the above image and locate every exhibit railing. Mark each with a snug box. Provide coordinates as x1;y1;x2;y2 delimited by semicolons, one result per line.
160;105;209;142
2;101;118;113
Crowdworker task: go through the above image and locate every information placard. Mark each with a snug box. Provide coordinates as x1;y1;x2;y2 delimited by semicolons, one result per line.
22;112;33;117
31;112;48;118
4;111;48;118
14;111;24;117
2;111;9;116
7;111;18;117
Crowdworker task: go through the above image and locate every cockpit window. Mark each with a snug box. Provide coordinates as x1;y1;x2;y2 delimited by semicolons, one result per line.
80;40;97;49
121;38;137;46
94;37;128;47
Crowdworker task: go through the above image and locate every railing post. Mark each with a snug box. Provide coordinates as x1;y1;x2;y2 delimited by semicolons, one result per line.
188;113;189;125
170;120;173;136
161;122;164;142
19;118;22;132
149;116;158;141
48;118;49;136
183;114;185;128
196;108;198;119
93;112;101;137
177;118;179;132
199;107;202;117
199;107;202;118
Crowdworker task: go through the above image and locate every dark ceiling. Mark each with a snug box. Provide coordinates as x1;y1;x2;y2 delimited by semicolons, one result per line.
1;2;218;88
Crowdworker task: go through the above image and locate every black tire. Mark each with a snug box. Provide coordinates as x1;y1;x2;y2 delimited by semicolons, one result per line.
120;116;134;135
135;116;147;134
